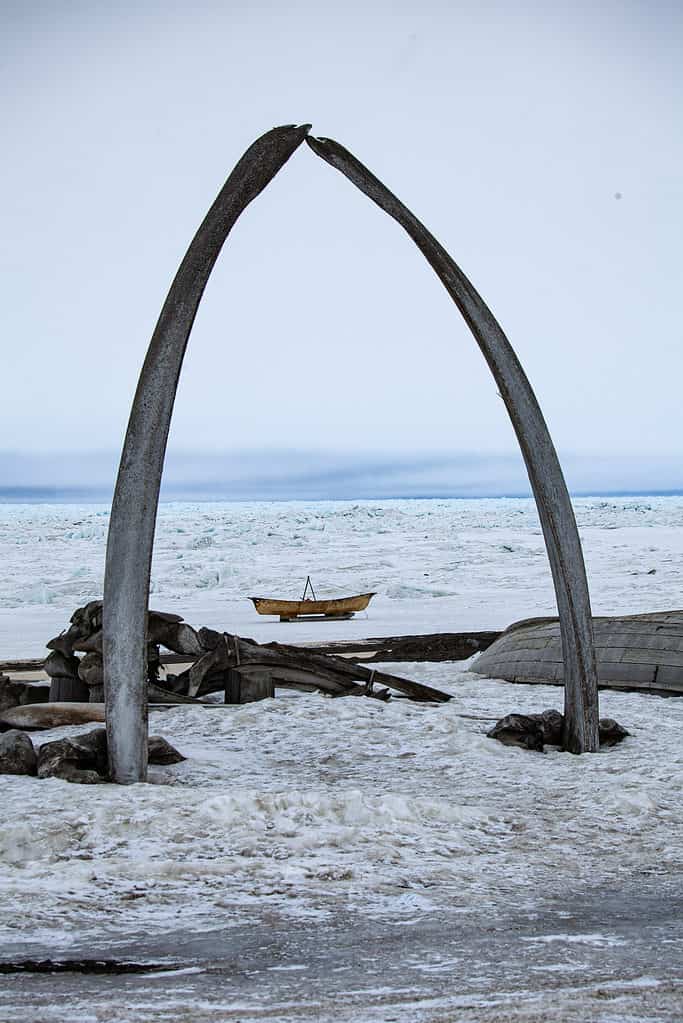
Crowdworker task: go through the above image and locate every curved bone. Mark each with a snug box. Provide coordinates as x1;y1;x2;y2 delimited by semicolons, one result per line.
103;124;311;783
306;135;598;753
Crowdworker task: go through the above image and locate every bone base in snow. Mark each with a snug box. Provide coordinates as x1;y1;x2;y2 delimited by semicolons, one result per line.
35;728;185;784
487;709;629;752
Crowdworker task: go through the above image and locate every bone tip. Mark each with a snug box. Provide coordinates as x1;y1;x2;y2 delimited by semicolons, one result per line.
272;123;312;137
280;123;312;135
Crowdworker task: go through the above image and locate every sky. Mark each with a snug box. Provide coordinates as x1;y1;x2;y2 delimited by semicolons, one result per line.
2;1;682;495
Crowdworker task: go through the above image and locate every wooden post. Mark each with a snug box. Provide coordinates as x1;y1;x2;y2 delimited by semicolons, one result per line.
49;676;89;702
225;668;275;704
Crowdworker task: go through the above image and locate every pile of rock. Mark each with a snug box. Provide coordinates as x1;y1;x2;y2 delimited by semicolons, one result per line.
0;727;184;783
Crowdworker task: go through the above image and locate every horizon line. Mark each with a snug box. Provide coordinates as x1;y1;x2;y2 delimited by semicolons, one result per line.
1;486;682;505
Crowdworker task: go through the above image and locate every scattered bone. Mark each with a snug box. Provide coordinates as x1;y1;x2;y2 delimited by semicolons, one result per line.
0;702;106;731
43;603;451;707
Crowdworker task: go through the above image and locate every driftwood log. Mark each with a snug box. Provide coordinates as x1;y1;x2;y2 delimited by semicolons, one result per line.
1;631;499;677
102;124;599;782
178;631;450;703
296;632;500;663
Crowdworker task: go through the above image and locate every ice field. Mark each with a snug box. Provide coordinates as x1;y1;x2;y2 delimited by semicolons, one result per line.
1;495;682;656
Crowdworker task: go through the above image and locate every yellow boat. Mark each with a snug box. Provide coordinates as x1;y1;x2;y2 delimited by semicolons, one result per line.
250;591;375;622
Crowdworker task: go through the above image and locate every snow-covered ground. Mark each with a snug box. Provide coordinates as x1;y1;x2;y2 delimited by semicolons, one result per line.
2;669;682;947
1;496;682;1020
2;668;683;1020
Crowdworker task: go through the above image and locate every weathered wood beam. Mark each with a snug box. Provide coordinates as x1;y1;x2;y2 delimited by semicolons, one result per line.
158;631;450;702
0;630;499;677
234;637;451;702
286;631;501;662
306;135;599;753
102;125;311;783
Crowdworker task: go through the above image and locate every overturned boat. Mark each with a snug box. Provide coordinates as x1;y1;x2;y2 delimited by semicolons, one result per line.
472;610;683;695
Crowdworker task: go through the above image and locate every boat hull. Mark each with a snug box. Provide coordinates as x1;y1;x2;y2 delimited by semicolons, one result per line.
472;610;683;693
250;593;375;620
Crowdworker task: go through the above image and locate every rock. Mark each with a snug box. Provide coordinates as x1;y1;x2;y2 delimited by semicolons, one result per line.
536;708;564;745
36;728;185;782
44;650;89;702
44;650;81;679
77;652;103;688
73;630;103;654
37;728;108;783
46;601;104;657
486;713;545;752
0;702;105;730
0;730;37;775
46;624;84;656
599;718;630;746
488;709;629;751
37;748;102;784
46;763;103;784
148;735;186;765
71;600;103;633
69;727;109;768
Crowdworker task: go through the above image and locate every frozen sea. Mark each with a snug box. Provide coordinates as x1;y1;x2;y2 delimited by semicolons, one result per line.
1;496;683;1021
1;495;683;657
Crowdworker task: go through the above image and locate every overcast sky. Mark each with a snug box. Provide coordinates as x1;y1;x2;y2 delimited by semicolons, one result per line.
2;2;682;481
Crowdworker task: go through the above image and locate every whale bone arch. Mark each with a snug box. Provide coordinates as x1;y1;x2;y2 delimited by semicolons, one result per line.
103;124;599;783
